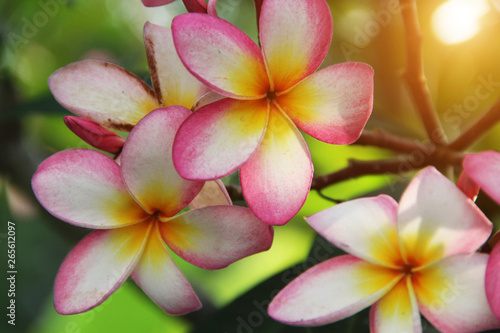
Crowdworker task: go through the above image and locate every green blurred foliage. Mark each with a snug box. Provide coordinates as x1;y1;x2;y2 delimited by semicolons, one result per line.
2;0;500;332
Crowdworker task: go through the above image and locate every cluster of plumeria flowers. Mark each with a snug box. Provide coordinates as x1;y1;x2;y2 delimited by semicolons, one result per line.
30;0;500;331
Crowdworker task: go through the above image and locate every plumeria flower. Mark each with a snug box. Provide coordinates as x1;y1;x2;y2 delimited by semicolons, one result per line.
171;0;374;225
32;106;273;315
269;167;500;332
463;151;500;320
141;0;215;14
49;21;208;132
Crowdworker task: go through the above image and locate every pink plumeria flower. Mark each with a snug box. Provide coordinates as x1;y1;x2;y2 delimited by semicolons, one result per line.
32;106;273;315
171;0;374;225
142;0;215;14
463;151;500;320
49;21;208;132
269;167;500;332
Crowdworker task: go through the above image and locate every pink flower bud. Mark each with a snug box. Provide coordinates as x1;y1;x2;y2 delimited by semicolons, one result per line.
64;116;125;154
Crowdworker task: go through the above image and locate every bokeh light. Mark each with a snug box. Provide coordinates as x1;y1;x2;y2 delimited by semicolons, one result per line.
432;0;490;44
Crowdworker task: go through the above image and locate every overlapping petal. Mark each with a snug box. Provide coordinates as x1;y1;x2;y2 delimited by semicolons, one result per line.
278;63;374;144
486;243;500;320
240;107;312;225
369;277;421;333
306;195;401;268
173;99;269;180
121;107;204;217
259;0;332;92
131;223;202;315
32;149;147;229
414;253;500;332
188;180;231;210
141;0;173;7
54;222;151;314
463;151;500;204
172;13;269;98
48;59;159;130
143;22;208;109
268;255;403;326
159;205;273;270
397;167;492;266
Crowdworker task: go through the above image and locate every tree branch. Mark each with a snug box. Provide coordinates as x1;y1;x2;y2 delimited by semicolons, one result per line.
448;98;500;151
399;0;446;146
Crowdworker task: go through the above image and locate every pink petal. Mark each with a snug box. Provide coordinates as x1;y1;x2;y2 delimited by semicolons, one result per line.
182;0;208;12
173;98;268;180
278;62;374;145
121;107;204;217
141;0;174;7
457;169;480;201
486;242;500;320
188;180;232;210
207;0;218;16
414;253;500;332
49;59;159;130
159;205;273;270
397;166;492;266
63;116;125;154
131;224;201;315
172;13;269;98
143;22;209;109
240;108;313;225
259;0;333;92
54;222;151;314
32;149;147;229
370;277;422;333
306;195;402;268
463;151;500;204
268;255;403;326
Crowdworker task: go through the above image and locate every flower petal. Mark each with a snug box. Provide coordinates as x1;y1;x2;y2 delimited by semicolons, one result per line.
141;0;174;7
172;13;269;98
54;222;151;314
369;277;422;333
121;107;204;217
49;59;159;130
32;149;147;229
182;0;208;12
486;243;500;320
414;253;500;332
173;98;268;180
305;195;402;268
159;205;273;270
397;166;492;266
268;255;403;326
463;151;500;204
188;180;232;210
259;0;332;92
240;107;313;225
131;223;201;315
143;22;209;109
278;62;374;144
457;169;479;201
63;116;125;154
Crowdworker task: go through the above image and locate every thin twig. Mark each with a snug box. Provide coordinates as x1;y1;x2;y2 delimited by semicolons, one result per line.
448;99;500;151
399;0;446;146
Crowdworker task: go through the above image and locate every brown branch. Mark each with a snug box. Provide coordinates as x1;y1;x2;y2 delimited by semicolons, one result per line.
354;129;463;166
399;0;446;146
448;99;500;151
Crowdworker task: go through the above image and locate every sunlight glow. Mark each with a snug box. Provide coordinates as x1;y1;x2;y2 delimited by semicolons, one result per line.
432;0;490;44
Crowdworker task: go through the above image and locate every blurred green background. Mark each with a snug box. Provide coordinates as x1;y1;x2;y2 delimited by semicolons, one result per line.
2;0;500;332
